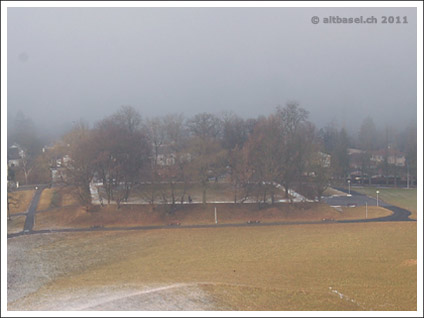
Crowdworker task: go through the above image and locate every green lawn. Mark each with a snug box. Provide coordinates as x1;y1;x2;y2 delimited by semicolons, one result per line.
352;187;417;220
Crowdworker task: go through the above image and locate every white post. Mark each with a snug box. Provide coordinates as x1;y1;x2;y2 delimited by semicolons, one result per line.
407;164;410;189
376;190;379;207
366;201;368;219
214;206;217;224
347;179;351;196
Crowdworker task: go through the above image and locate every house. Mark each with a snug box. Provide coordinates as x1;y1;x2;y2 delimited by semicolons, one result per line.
42;144;71;183
318;151;331;168
370;149;406;167
154;144;191;167
7;144;24;167
155;145;176;166
347;148;365;170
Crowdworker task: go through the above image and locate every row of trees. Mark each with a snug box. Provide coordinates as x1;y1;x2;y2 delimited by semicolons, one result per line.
8;104;417;209
52;103;333;210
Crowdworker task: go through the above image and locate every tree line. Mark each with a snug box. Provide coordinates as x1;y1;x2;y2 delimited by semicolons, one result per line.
7;104;417;210
40;103;331;209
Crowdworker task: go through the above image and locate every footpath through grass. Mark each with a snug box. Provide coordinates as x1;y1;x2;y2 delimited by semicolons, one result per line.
8;222;417;311
353;186;417;220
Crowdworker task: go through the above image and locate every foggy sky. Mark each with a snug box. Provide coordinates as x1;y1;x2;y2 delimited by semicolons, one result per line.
7;7;417;135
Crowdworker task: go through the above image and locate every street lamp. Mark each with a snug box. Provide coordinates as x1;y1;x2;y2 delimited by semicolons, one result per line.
347;179;352;197
376;190;379;207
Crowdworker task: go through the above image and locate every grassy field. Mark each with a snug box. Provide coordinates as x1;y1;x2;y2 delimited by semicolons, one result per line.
7;215;26;234
8;222;416;310
353;187;417;220
33;203;391;230
37;188;55;211
37;187;79;211
7;190;34;214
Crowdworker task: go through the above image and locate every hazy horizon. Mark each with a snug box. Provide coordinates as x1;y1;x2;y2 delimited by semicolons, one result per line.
7;7;417;137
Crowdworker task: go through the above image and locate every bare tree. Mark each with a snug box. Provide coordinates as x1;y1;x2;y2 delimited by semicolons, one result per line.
310;152;331;201
93;109;151;208
276;102;311;200
187;113;222;139
228;145;254;203
62;122;97;210
220;112;249;150
188;136;226;204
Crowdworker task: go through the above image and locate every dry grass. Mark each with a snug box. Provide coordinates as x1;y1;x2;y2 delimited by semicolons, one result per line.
7;215;26;234
33;203;392;230
8;222;416;310
37;188;55;211
37;187;79;211
61;190;78;206
7;190;34;214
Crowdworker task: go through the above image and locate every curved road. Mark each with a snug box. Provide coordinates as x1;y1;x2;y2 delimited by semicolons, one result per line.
7;186;415;239
324;187;413;223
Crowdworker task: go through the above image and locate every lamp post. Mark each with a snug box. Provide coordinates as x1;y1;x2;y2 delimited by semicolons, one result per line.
376;190;379;207
347;179;351;197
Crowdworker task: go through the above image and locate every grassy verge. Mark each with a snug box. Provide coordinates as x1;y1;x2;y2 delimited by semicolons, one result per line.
37;187;78;211
7;215;26;234
37;188;55;211
353;187;417;220
8;222;416;310
7;190;34;214
33;202;392;231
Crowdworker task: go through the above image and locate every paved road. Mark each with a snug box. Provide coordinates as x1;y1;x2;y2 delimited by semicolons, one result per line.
324;187;413;222
22;185;47;233
324;187;382;207
8;186;415;239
